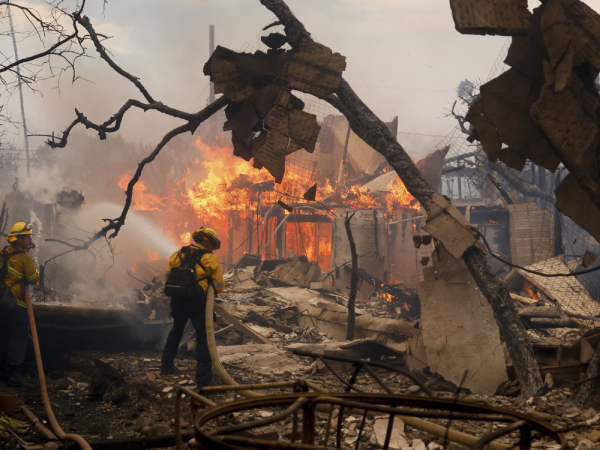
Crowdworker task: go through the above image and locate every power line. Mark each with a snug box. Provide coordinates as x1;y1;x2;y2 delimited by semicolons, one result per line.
398;131;448;138
356;84;454;93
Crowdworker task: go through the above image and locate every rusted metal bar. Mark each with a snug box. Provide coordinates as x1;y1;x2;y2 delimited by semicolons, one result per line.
316;355;362;393
201;381;300;393
355;410;369;450
363;365;395;394
220;436;336;449
210;397;308;436
190;391;566;450
345;363;362;393
383;413;396;450
302;400;316;446
294;349;433;397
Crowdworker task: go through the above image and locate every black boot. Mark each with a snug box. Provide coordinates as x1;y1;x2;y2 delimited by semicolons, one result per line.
160;365;178;375
195;376;213;390
7;367;35;389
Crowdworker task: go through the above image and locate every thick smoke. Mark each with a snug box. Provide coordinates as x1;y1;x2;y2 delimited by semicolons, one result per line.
0;128;206;304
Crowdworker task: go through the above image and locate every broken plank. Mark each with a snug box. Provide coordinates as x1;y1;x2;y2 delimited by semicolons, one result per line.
539;364;586;376
518;306;561;318
214;304;273;345
214;324;234;337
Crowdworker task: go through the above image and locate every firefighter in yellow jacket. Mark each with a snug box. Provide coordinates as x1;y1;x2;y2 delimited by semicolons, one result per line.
0;222;40;387
161;227;224;387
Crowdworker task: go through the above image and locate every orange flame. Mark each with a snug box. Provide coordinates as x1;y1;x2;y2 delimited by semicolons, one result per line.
523;280;541;302
117;172;166;211
147;250;160;262
180;232;191;246
380;293;393;303
385;178;420;213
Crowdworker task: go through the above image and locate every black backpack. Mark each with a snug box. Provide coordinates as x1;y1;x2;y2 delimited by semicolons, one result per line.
0;247;24;299
164;246;212;300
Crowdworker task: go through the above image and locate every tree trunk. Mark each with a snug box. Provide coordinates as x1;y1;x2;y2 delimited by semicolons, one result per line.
344;212;358;340
259;0;544;398
462;247;545;397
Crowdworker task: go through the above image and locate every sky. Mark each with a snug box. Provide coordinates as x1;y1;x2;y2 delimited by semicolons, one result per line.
3;0;600;161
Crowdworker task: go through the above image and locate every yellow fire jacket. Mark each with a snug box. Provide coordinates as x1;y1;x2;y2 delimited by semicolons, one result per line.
166;244;224;295
1;245;40;308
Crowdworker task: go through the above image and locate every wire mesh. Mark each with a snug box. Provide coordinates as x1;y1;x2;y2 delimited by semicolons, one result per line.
428;31;600;317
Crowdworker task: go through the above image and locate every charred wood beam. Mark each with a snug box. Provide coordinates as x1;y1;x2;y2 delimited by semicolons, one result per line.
258;0;544;397
494;163;555;204
487;174;514;204
518;306;561;318
283;214;332;223
527;317;577;328
442;167;481;177
444;151;478;164
344;212;358;341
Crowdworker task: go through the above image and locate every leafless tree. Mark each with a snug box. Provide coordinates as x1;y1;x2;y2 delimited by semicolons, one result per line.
0;1;88;96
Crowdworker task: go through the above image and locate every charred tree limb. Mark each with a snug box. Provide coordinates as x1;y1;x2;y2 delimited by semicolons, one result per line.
494;163;555;204
0;1;89;95
259;0;310;46
258;0;544;397
46;96;227;249
43;98;200;148
0;2;84;74
344;212;357;340
446;100;471;135
77;14;155;103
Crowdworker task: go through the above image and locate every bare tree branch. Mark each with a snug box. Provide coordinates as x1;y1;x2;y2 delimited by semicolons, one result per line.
46;95;228;250
0;1;87;90
445;100;470;135
76;14;155;103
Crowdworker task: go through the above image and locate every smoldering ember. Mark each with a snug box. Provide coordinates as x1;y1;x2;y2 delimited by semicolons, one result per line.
4;1;600;450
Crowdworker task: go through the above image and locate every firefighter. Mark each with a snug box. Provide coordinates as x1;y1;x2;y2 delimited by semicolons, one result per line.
0;222;40;388
161;227;224;388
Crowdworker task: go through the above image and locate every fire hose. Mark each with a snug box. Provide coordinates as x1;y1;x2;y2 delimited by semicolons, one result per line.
205;285;262;398
203;286;508;450
24;285;93;450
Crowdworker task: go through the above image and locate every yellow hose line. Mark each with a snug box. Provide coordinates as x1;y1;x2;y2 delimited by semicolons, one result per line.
400;416;510;450
24;287;92;450
205;286;261;397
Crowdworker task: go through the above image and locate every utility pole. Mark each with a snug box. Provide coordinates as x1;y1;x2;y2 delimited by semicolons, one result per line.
8;5;31;177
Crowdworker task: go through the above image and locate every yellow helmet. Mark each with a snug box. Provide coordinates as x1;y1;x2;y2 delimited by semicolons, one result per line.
192;227;221;250
7;222;33;244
